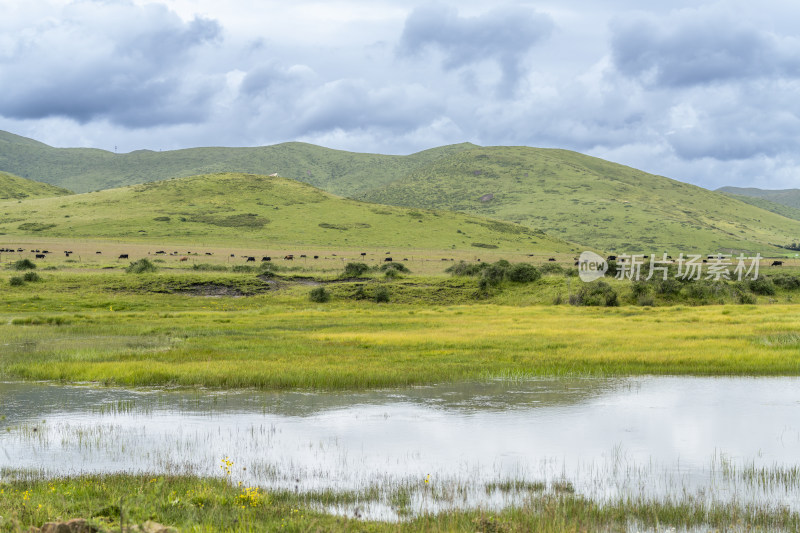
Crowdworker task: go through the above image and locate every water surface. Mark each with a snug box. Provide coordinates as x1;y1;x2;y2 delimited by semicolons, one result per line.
2;377;799;518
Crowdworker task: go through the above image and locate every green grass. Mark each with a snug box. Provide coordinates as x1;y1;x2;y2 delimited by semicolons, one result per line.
361;146;800;254
0;172;574;253
2;266;800;389
1;473;798;533
719;185;800;210
0;170;72;200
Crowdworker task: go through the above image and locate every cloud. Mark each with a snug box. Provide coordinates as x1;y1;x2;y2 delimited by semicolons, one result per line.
398;4;554;93
0;1;222;127
292;79;441;135
610;10;800;87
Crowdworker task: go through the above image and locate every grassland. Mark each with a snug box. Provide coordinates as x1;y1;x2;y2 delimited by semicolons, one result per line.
0;172;575;254
362;146;800;254
2;251;800;389
0;171;72;200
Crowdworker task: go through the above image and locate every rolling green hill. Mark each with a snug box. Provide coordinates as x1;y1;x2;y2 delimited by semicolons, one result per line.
0;130;475;195
717;186;800;210
4;130;799;254
0;170;72;201
718;191;800;223
360;146;800;254
0;172;575;252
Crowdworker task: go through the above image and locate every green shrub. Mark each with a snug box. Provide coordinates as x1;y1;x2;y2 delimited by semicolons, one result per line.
682;280;718;302
22;272;41;282
738;291;757;304
9;276;24;286
654;277;681;296
380;262;410;273
384;269;400;278
309;287;330;303
539;262;564;275
232;265;256;273
259;262;288;274
351;285;368;300
507;263;541;283
637;294;655;306
374;287;390;303
571;281;618;307
445;261;486;276
772;274;800;290
343;262;370;277
126;258;158;274
12;259;36;271
192;263;229;272
630;281;650;298
480;263;508;287
749;277;776;296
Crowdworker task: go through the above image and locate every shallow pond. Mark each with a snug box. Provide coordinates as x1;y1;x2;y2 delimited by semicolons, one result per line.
1;377;799;519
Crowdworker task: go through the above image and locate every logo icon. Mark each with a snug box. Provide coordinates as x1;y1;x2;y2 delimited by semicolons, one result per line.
578;251;607;282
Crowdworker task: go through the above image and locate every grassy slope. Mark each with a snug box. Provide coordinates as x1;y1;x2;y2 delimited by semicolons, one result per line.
719;191;800;223
0;170;72;200
718;186;800;210
0;130;476;195
362;146;800;254
0;172;574;252
5;130;798;253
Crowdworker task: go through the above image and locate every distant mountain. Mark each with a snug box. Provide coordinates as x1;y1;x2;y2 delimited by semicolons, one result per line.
0;130;476;195
717;190;800;223
0;172;574;252
3;130;799;253
360;146;800;254
0;170;72;200
717;186;800;210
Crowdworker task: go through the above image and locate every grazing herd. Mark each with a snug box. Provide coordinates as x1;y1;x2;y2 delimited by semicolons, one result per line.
0;247;795;269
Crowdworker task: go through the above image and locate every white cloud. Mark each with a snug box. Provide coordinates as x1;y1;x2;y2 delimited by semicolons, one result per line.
2;0;800;190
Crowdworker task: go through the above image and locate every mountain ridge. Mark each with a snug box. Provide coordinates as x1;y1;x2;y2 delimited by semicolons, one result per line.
2;130;799;253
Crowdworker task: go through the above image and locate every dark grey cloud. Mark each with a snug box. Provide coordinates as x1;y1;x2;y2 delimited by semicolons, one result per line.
611;12;800;87
0;1;222;127
398;4;554;93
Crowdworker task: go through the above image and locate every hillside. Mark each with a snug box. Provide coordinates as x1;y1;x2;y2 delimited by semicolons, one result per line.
4;130;800;253
0;171;72;201
361;146;800;254
0;172;575;252
718;191;800;223
0;130;476;195
717;186;800;210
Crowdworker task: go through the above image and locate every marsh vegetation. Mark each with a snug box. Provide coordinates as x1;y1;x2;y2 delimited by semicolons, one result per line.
2;242;800;531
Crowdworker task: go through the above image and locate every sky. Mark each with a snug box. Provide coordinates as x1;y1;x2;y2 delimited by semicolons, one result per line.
1;0;800;190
